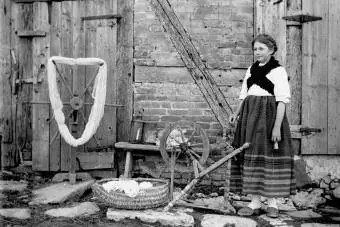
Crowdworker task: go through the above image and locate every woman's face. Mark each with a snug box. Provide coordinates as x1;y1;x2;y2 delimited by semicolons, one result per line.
253;41;274;64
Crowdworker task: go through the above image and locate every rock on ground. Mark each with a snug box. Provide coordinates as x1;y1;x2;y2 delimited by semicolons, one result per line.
29;180;94;205
291;189;326;209
0;180;28;192
45;202;100;218
201;214;257;227
107;209;194;227
0;208;31;220
333;185;340;199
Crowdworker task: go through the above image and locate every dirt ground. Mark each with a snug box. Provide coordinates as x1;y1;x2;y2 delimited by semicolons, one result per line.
1;166;340;227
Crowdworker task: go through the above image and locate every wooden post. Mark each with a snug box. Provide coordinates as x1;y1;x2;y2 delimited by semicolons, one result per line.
117;0;133;142
286;0;302;154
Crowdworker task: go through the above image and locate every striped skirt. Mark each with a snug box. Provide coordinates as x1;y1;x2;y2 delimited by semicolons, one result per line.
230;95;296;198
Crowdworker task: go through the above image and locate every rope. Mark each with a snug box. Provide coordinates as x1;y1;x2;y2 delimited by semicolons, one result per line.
47;56;107;147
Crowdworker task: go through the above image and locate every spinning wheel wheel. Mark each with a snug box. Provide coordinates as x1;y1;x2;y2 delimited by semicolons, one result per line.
159;120;210;166
159;121;210;198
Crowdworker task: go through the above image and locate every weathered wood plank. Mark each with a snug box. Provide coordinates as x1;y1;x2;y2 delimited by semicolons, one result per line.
11;2;35;166
0;0;14;168
84;0;117;149
117;0;134;142
32;2;50;170
327;0;340;154
76;151;115;170
148;0;232;129
254;0;287;65
301;0;328;154
59;1;73;171
49;1;62;171
83;0;99;149
71;0;85;166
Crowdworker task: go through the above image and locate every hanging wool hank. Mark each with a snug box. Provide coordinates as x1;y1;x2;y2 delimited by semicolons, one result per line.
47;56;107;147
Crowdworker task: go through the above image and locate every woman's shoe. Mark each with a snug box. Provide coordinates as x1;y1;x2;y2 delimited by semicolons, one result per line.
237;207;261;216
266;207;279;218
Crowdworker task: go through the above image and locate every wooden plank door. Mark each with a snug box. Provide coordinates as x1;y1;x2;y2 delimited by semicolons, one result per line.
301;0;339;154
83;0;118;152
32;0;118;171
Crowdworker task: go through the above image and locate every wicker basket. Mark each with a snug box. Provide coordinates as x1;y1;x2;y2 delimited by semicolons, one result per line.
91;178;169;210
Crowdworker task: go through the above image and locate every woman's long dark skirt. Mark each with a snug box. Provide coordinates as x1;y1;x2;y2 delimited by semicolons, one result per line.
230;95;296;198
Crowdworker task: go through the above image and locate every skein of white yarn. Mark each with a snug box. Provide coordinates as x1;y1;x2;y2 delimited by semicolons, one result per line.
47;56;107;147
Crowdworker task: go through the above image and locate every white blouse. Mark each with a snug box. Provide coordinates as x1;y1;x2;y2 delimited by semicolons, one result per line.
239;66;291;103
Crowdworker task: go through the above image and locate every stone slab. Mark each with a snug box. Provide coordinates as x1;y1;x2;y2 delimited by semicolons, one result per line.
0;208;31;220
29;180;94;205
287;209;322;219
258;214;294;226
45;202;100;218
201;214;257;227
0;180;28;192
107;209;194;227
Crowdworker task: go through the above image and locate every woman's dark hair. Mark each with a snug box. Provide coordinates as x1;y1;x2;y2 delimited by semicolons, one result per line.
252;34;277;55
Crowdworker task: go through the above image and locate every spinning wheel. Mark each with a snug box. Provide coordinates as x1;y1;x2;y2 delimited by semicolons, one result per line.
48;57;107;183
159;120;210;198
159;120;210;166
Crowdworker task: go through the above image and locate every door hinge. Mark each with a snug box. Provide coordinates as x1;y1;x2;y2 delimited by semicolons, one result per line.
300;127;322;136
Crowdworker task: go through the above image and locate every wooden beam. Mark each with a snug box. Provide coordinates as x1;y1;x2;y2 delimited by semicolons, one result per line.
17;30;46;37
148;0;232;129
81;14;121;21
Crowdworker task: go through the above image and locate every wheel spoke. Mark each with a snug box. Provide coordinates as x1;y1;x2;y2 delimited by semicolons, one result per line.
187;126;198;143
189;143;203;148
188;147;201;160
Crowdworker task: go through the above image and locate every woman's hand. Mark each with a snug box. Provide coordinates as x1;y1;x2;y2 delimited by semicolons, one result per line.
271;126;281;142
229;114;238;124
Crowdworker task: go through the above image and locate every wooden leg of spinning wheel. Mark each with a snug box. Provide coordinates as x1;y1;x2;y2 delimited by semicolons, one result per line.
69;145;76;184
170;150;176;201
123;150;132;178
193;160;199;178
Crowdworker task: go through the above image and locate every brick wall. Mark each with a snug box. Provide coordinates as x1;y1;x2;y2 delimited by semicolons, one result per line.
132;0;254;186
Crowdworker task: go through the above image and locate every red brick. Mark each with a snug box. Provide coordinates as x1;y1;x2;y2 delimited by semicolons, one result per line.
167;109;189;115
160;116;182;122
188;109;203;115
143;108;167;115
172;102;196;109
194;102;210;109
